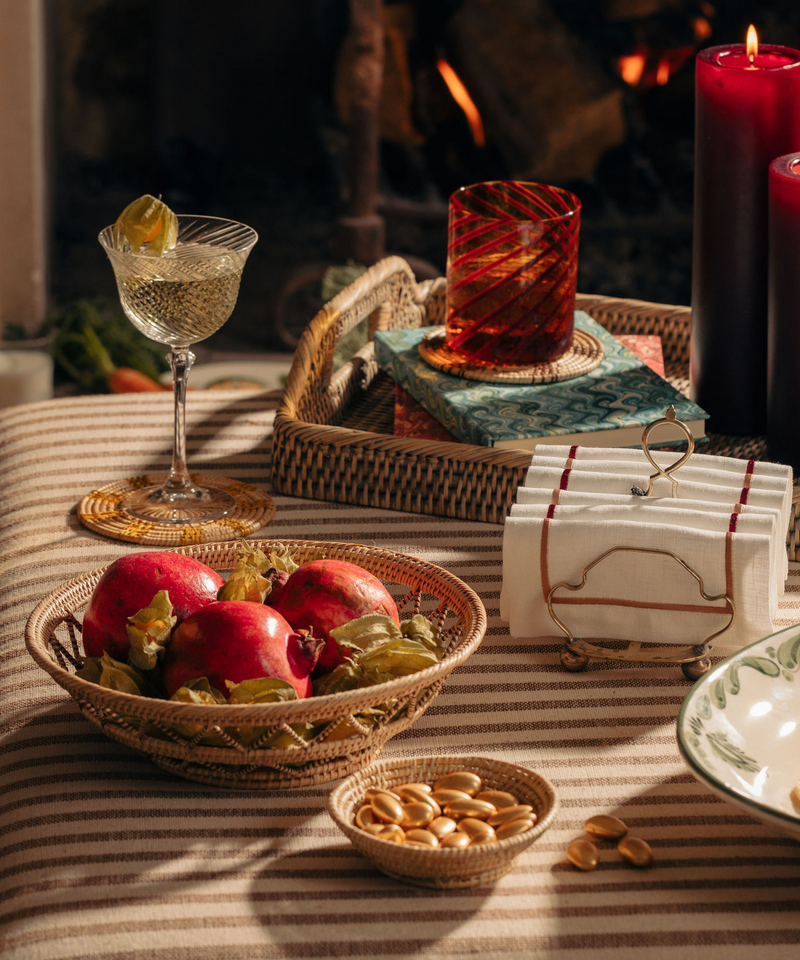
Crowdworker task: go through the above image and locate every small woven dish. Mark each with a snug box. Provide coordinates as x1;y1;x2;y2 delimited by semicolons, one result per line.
24;540;486;789
328;755;559;888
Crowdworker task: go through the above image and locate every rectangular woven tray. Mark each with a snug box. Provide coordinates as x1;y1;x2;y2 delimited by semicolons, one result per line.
272;257;800;559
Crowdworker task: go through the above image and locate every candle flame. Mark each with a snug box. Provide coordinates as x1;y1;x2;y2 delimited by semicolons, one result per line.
656;58;670;86
436;59;485;147
746;24;758;63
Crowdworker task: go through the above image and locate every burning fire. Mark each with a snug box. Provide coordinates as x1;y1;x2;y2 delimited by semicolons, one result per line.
619;53;646;87
747;24;758;63
617;6;715;89
436;59;485;147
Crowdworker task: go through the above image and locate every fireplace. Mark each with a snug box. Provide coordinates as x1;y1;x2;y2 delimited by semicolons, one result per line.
45;0;800;351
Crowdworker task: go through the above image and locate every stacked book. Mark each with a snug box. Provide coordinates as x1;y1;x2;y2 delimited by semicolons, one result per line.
374;312;708;450
499;446;793;649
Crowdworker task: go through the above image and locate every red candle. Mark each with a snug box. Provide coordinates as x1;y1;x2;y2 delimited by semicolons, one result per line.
767;153;800;470
691;37;800;435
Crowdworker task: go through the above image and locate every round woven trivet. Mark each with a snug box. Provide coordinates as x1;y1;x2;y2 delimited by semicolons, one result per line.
78;473;275;546
418;326;604;384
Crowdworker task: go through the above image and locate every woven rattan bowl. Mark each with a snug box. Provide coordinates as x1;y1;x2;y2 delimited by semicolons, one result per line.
328;755;559;888
24;540;486;789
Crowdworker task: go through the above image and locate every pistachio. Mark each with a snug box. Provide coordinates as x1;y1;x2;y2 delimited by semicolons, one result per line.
487;804;535;827
440;831;471;848
427;816;457;840
495;817;535;840
363;822;386;836
617;836;653;868
566;839;599;871
355;805;378;830
405;828;439;847
476;790;519;809
430;788;472;806
365;787;401;802
457;817;496;839
371;793;404;824
469;832;498;846
398;785;438;807
435;771;482;796
400;801;436;829
585;815;628;841
791;781;800;809
444;798;497;821
377;824;406;844
396;782;432;796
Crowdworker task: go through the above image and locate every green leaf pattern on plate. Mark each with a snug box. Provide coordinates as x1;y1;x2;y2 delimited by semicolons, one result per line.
688;639;800;778
705;731;760;773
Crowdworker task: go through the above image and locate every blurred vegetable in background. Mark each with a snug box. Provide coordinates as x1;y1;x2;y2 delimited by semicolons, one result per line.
51;299;169;393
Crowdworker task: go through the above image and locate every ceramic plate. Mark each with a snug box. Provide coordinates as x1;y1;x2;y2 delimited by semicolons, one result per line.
678;624;800;839
161;360;291;391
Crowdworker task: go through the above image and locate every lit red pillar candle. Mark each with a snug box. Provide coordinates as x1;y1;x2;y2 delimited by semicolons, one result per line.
691;31;800;436
767;153;800;470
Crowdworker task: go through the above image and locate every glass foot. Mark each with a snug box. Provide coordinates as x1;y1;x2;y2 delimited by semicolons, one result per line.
121;483;237;524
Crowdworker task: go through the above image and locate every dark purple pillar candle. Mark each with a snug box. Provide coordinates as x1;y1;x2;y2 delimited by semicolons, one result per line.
692;44;800;436
768;153;800;470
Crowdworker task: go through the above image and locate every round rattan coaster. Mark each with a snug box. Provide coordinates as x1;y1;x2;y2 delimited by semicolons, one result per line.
78;473;275;546
418;326;604;384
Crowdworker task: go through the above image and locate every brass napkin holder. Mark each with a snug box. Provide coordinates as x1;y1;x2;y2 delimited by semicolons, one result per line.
547;407;736;680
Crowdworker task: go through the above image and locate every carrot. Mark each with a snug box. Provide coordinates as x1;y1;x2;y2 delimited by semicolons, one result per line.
109;367;167;393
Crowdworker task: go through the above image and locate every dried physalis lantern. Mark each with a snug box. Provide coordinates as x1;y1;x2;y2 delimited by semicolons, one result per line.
115;194;178;256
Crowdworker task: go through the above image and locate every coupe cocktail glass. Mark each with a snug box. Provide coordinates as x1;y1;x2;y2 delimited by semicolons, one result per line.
445;181;580;366
99;215;258;523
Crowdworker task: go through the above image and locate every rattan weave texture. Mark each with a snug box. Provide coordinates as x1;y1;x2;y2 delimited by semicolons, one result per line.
24;539;486;789
272;257;800;555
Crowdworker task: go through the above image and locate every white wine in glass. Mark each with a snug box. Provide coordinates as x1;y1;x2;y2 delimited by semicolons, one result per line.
99;215;258;523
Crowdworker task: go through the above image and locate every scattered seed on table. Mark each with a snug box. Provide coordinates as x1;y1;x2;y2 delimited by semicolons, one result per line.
617;836;653;867
585;815;628;841
567;839;599;871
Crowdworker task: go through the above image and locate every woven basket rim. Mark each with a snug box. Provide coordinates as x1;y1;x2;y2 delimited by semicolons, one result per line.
24;538;487;725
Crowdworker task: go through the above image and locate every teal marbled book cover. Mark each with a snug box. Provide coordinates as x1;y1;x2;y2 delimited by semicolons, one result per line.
373;312;708;449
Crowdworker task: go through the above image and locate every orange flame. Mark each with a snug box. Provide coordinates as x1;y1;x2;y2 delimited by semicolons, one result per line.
693;17;712;41
437;59;485;147
656;58;670;85
619;53;646;86
747;24;758;63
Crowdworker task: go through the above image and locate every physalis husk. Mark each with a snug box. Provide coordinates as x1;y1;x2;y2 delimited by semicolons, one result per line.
115;194;178;256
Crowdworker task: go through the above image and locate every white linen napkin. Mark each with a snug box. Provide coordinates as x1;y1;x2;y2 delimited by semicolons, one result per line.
536;444;793;484
500;511;773;647
525;447;792;530
507;501;779;619
520;463;790;550
512;487;786;591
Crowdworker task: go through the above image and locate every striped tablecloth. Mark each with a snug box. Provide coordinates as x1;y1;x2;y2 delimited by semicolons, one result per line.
1;392;799;960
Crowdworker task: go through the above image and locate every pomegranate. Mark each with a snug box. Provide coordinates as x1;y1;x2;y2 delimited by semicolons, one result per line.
269;559;399;672
161;601;323;699
82;552;224;661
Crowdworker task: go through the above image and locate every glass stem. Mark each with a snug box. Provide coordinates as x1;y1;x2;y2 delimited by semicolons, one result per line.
164;347;195;493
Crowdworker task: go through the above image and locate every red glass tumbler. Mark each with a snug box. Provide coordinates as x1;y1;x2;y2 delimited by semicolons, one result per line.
444;181;581;367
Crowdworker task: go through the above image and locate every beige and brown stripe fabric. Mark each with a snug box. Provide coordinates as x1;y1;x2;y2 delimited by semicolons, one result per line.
1;392;799;960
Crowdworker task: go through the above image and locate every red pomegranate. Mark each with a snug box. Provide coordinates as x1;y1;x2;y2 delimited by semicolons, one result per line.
269;558;399;672
82;552;224;661
161;601;323;699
